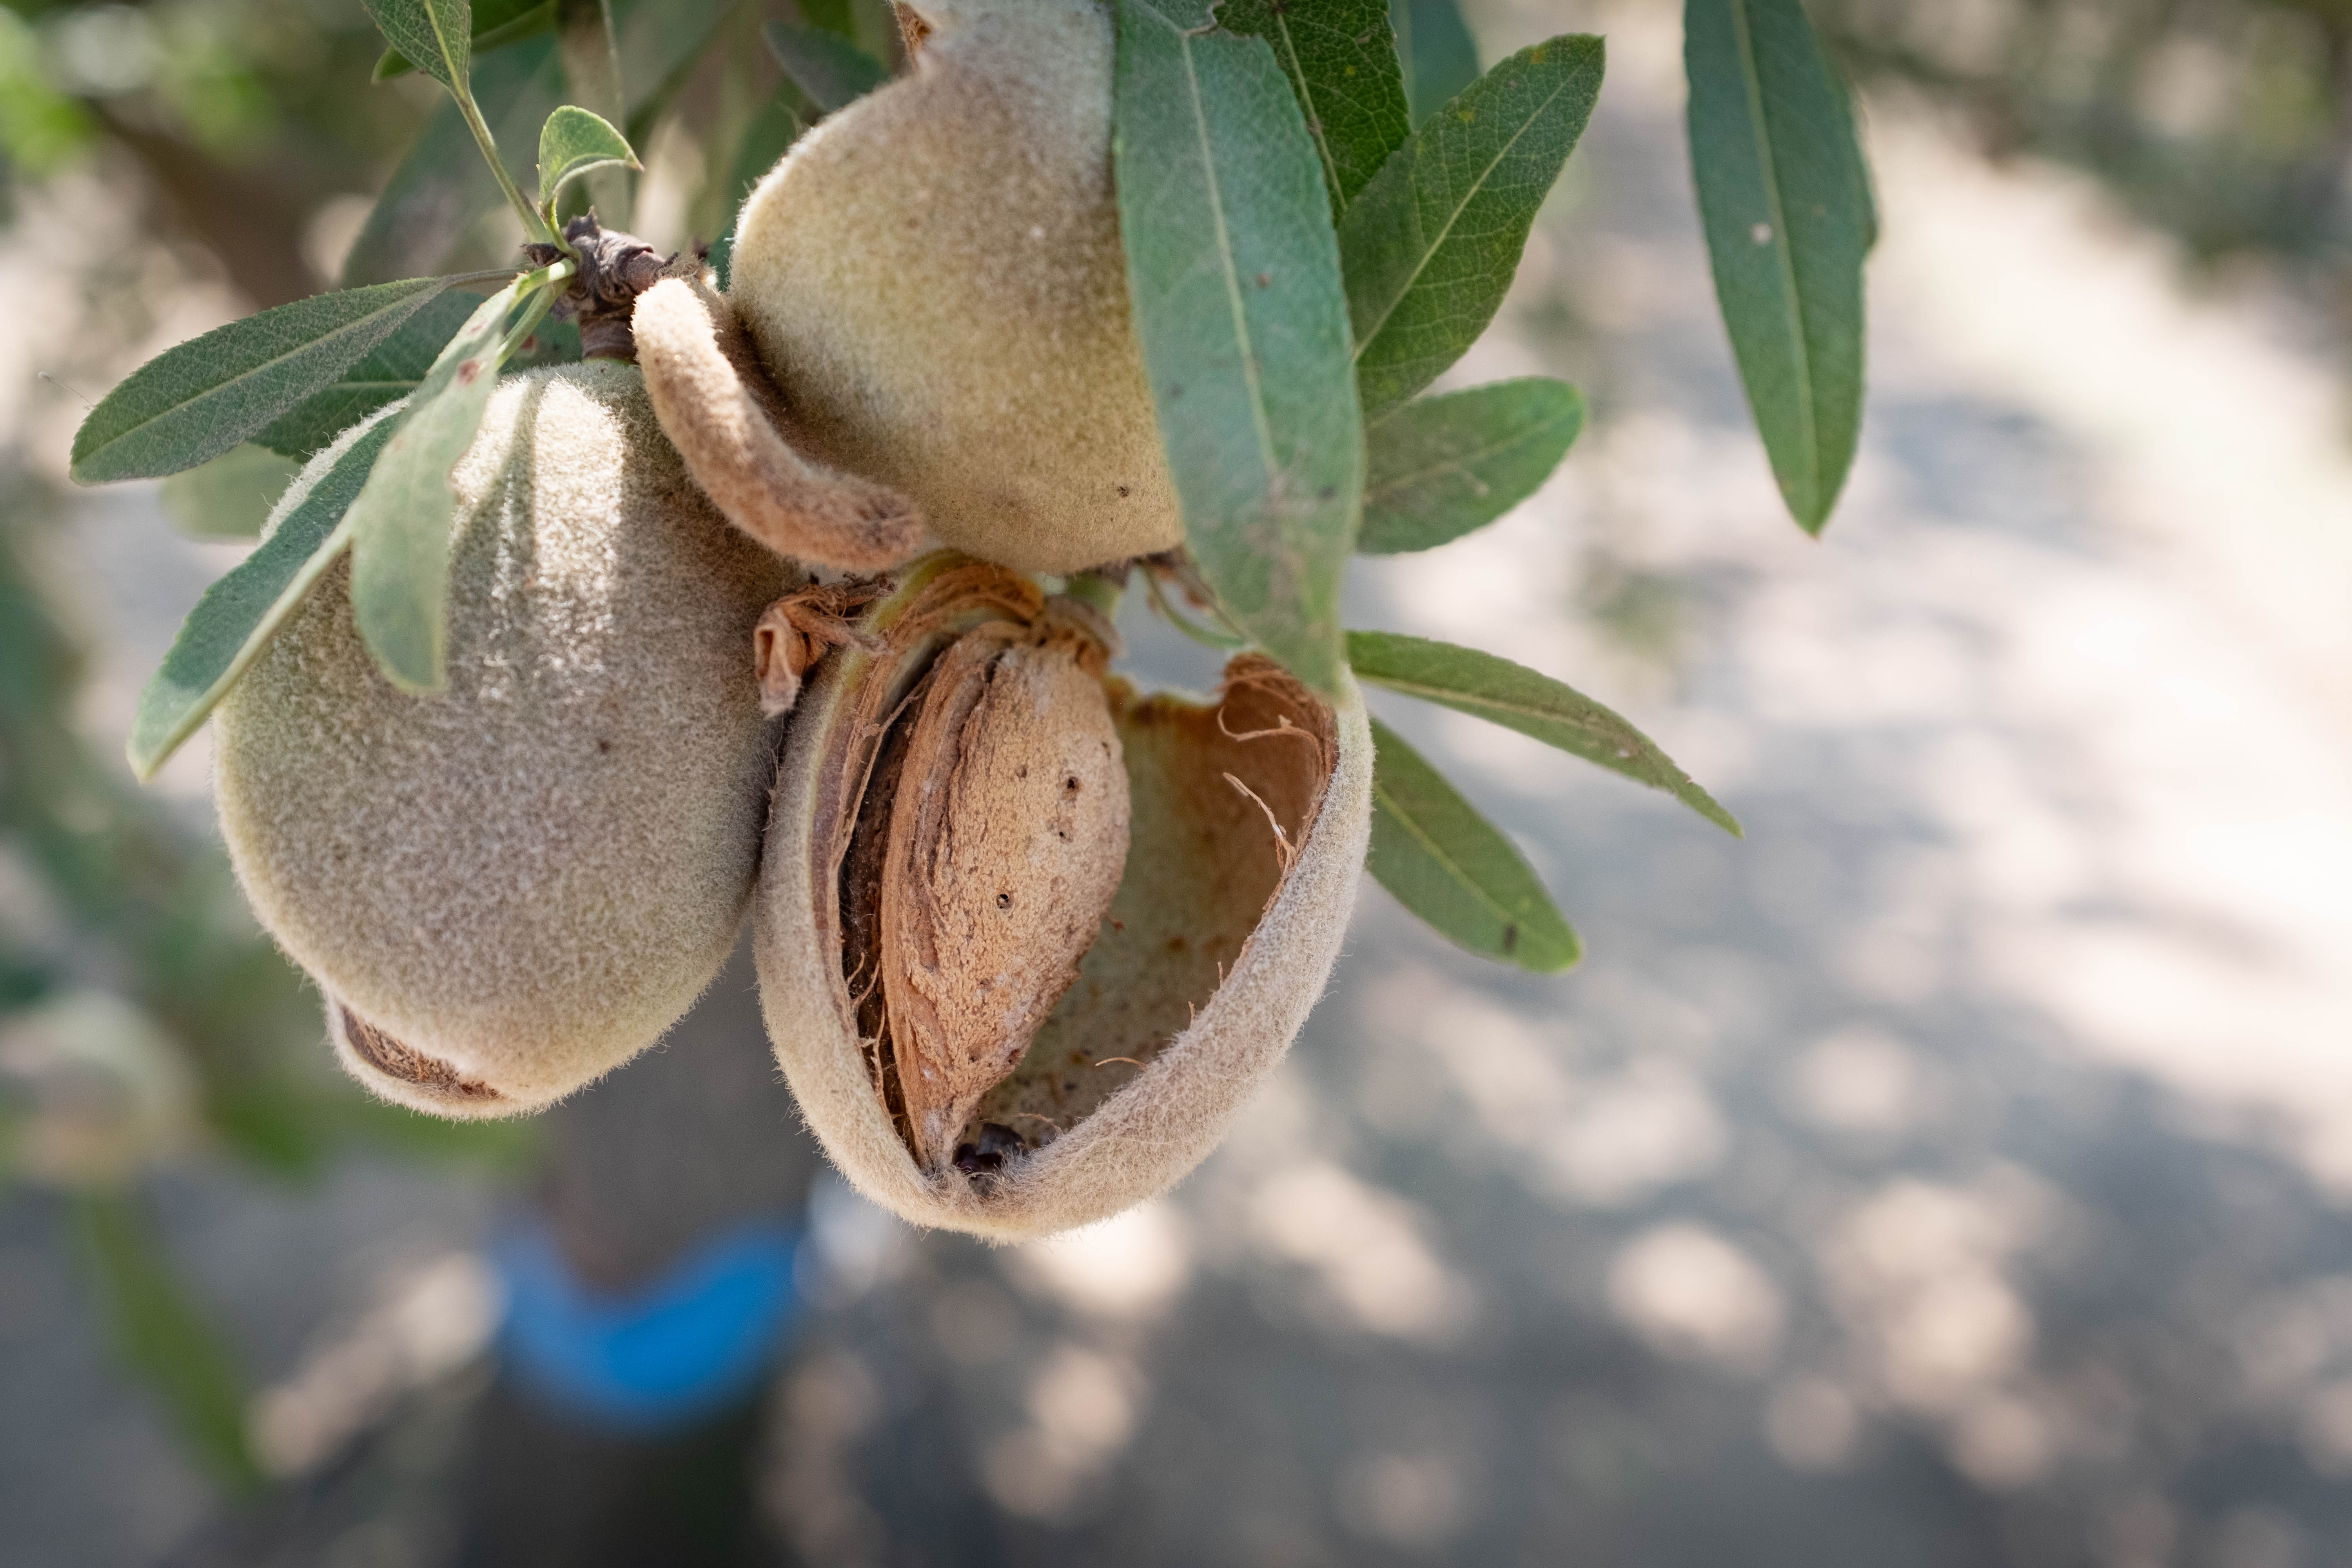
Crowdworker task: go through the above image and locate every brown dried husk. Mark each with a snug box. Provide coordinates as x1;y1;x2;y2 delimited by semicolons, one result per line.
754;555;1372;1240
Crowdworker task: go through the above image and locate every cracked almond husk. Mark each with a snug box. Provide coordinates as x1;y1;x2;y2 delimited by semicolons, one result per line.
754;554;1373;1240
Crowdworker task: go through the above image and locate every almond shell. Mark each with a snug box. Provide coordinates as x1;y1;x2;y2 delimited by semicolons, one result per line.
753;558;1372;1239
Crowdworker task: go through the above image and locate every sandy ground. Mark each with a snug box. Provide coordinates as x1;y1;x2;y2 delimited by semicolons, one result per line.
6;0;2352;1563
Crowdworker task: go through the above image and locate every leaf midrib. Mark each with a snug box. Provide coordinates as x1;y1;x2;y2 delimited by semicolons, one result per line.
307;379;428;394
1729;0;1819;506
1351;52;1588;361
420;0;467;87
81;287;435;466
1359;661;1739;833
1358;669;1628;748
1374;773;1524;930
1264;11;1347;205
1148;1;1281;514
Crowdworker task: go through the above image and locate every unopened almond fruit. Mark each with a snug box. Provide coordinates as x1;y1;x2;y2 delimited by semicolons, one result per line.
215;363;792;1117
755;555;1372;1239
723;0;1181;575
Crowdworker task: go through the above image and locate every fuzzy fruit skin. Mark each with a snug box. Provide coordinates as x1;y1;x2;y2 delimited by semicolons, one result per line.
754;560;1373;1240
727;0;1182;576
216;363;793;1118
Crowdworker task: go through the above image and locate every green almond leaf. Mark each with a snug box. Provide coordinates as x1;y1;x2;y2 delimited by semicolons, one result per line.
1358;377;1582;554
375;0;552;81
70;279;455;485
157;445;302;541
761;20;887;116
1388;0;1479;127
1114;0;1364;697
130;412;402;780
363;0;475;96
346;280;523;692
1684;0;1870;534
1339;33;1603;420
1368;717;1579;972
1218;0;1410;217
537;103;639;209
1347;630;1740;835
253;292;475;461
346;40;564;286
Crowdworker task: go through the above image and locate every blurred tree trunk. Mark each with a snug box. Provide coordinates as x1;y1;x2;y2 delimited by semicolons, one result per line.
95;109;319;308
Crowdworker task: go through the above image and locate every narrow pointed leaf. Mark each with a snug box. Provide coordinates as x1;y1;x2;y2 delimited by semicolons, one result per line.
761;20;887;115
1219;0;1410;216
362;0;475;96
344;40;564;286
1684;0;1870;533
130;414;402;780
253;292;475;461
1387;0;1479;127
1357;377;1581;553
1340;33;1603;420
1114;0;1363;697
157;445;301;541
70;279;454;484
376;0;552;80
346;280;523;691
1347;630;1740;834
536;103;639;208
1369;717;1578;971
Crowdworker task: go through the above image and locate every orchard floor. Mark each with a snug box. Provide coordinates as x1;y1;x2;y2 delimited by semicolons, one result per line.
9;1;2352;1564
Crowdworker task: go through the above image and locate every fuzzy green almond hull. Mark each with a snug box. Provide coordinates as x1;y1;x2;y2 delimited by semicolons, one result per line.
215;363;795;1117
728;0;1182;575
753;557;1374;1240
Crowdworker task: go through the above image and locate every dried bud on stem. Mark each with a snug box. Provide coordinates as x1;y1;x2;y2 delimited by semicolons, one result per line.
523;214;675;361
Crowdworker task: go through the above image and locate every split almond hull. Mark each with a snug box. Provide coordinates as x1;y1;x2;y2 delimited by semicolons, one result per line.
755;563;1372;1240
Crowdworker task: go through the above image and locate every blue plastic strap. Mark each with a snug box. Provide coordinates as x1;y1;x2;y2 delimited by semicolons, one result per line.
493;1220;804;1431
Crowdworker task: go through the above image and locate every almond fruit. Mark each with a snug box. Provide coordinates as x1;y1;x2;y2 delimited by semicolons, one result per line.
755;554;1372;1239
215;363;791;1117
720;0;1181;575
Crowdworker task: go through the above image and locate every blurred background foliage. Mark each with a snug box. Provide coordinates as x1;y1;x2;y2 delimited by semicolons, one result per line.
0;0;843;1493
0;0;2341;306
1815;0;2352;281
0;0;2349;1522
